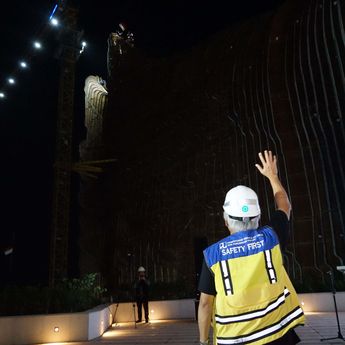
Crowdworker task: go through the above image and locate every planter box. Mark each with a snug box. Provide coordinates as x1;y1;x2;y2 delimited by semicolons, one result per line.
0;304;114;345
0;293;344;345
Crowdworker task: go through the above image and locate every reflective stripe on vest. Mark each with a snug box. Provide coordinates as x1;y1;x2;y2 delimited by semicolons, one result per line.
220;260;233;295
264;249;277;284
215;288;290;324
216;306;304;344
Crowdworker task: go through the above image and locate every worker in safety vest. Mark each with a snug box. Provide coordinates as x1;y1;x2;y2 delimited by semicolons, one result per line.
198;150;305;345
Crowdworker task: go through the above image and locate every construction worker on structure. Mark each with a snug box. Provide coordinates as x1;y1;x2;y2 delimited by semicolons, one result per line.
198;150;305;345
135;266;150;323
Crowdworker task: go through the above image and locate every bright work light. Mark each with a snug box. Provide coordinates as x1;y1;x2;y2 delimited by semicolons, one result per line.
34;41;42;49
50;17;59;26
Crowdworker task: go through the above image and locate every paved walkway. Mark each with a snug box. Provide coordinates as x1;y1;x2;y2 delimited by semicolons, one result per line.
42;312;345;345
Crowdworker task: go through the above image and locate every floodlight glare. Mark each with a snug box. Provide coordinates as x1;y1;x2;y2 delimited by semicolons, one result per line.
34;41;42;49
0;92;5;98
82;41;87;47
8;78;15;84
50;17;59;26
20;61;28;68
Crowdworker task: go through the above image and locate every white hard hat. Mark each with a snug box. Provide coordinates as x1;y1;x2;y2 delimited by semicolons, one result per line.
138;266;146;272
223;185;260;218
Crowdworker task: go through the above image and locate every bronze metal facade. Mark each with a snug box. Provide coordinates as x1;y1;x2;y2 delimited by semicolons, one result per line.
79;0;345;296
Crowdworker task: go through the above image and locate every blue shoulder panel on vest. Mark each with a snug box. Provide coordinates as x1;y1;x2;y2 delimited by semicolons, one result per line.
204;226;279;268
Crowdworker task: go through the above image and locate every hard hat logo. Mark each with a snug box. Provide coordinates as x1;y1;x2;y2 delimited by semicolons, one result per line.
242;205;249;213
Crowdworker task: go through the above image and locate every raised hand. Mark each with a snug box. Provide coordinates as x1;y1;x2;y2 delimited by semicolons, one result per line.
255;150;291;218
255;150;278;180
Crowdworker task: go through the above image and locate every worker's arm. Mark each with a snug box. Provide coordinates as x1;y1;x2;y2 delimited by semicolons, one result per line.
255;150;291;220
198;292;214;344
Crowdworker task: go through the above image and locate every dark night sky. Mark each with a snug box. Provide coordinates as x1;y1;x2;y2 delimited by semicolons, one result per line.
0;0;284;284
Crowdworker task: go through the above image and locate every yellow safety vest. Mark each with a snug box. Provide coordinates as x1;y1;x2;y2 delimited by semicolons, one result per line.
203;226;305;345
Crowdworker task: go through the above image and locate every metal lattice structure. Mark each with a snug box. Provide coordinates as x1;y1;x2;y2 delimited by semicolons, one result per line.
49;6;82;286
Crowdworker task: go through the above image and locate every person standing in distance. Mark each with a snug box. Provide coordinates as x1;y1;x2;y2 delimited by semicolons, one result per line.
135;266;150;323
198;150;305;345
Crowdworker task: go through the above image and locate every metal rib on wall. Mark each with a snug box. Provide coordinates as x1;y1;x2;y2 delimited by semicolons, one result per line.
308;0;345;265
79;0;345;294
312;0;345;264
284;10;328;282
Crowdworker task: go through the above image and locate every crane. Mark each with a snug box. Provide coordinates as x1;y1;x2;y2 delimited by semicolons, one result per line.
49;3;81;286
48;1;117;287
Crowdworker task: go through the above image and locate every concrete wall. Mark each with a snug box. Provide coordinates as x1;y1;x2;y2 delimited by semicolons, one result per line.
298;292;345;313
0;294;344;345
112;299;196;322
88;304;113;340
